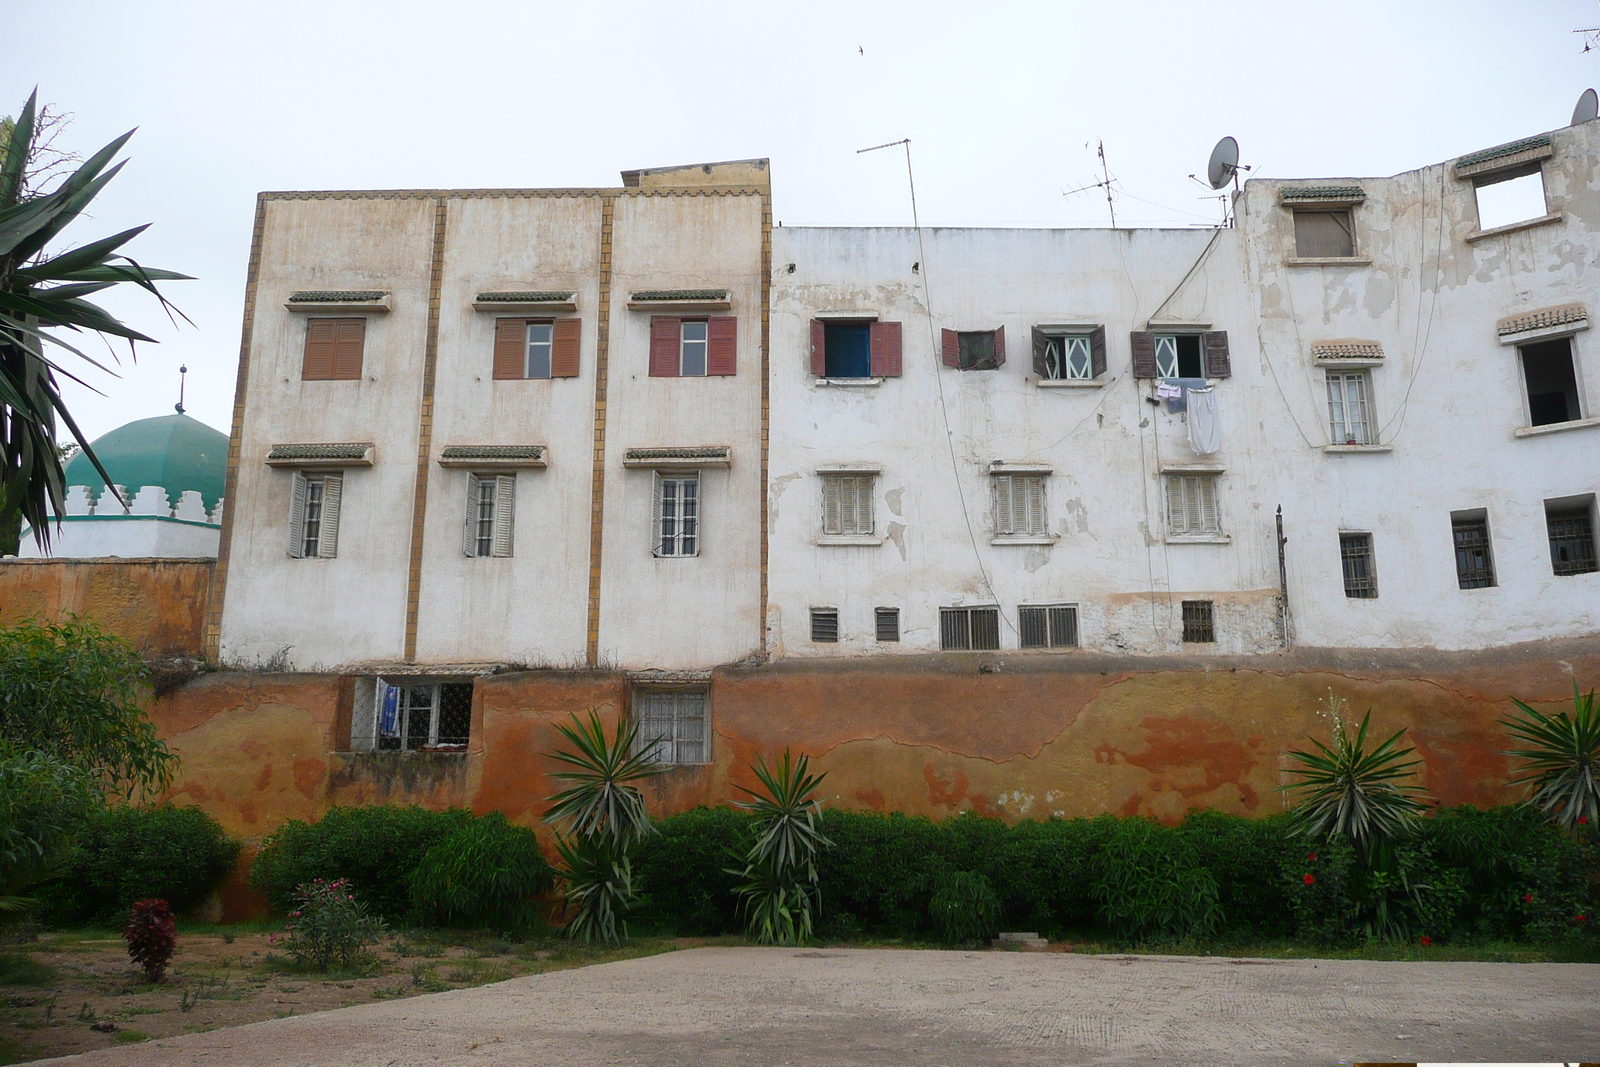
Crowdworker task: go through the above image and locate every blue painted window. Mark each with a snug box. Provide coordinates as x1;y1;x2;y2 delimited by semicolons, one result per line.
824;322;872;378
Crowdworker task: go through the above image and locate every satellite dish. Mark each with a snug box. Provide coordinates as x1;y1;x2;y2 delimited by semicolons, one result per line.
1574;88;1598;125
1207;136;1241;190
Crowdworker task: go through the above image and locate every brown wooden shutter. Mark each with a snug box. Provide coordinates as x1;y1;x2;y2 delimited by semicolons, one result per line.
1090;326;1107;378
331;318;365;379
1203;330;1231;378
493;319;526;380
810;319;826;376
551;317;581;377
993;325;1006;367
649;317;681;377
707;316;737;375
302;319;337;380
1130;331;1157;378
869;321;902;377
1031;327;1048;377
941;328;959;368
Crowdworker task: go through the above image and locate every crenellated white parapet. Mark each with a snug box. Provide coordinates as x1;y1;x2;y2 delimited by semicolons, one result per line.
173;489;209;523
208;498;225;526
128;485;170;517
103;485;130;514
64;485;96;515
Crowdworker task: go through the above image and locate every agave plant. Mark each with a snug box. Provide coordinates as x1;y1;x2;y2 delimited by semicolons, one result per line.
729;750;832;945
1281;704;1429;861
1;90;191;551
1501;682;1600;831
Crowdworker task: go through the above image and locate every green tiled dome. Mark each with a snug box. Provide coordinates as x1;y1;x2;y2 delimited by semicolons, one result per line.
64;413;229;513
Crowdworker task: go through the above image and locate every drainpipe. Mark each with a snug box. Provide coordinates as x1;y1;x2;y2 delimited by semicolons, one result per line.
1276;505;1293;650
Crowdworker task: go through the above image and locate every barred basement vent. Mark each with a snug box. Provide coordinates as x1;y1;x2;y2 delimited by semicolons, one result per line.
875;607;900;643
810;608;840;643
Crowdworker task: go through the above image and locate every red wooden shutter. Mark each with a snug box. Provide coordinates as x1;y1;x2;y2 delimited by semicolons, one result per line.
1031;327;1048;377
331;318;365;379
1130;331;1157;378
1203;330;1231;378
941;328;959;368
810;319;826;376
993;326;1006;367
707;316;737;376
551;317;581;377
302;319;336;380
649;317;681;377
869;321;902;377
1089;326;1107;378
493;319;526;380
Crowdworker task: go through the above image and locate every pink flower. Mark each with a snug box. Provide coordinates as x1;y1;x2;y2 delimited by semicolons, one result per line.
267;934;278;944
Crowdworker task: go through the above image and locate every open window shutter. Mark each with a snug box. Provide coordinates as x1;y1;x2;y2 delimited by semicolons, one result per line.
994;477;1013;535
941;328;959;368
649;317;681;377
870;321;902;377
822;476;842;536
493;319;526;379
1130;332;1157;378
857;476;875;534
1031;327;1048;377
493;474;516;557
1203;330;1231;378
810;319;826;376
332;319;365;379
993;325;1006;367
650;473;665;555
1026;477;1045;536
303;320;336;380
1165;476;1184;535
1199;477;1219;532
551;318;581;377
707;316;737;375
317;473;343;558
1090;326;1107;378
287;472;308;557
462;473;481;556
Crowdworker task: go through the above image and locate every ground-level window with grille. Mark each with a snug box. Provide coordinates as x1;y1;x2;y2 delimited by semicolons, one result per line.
1546;500;1598;577
1452;513;1495;589
940;606;1000;651
810;607;839;643
1339;533;1378;598
1019;605;1078;649
1181;600;1215;643
875;607;900;642
350;679;474;751
632;688;710;765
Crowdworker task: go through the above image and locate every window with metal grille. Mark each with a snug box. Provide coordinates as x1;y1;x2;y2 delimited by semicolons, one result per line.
1042;334;1093;380
875;607;900;642
940;607;1000;651
993;475;1048;538
1452;515;1495;589
1326;371;1373;445
287;471;343;559
359;679;474;752
1181;600;1215;643
810;608;839;643
821;474;875;536
1546;502;1598;577
653;471;699;557
632;689;709;765
1165;474;1221;537
462;473;515;558
1019;605;1078;649
1339;533;1378;598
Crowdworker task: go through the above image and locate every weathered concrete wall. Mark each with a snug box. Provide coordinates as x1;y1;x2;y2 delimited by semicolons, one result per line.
0;558;212;654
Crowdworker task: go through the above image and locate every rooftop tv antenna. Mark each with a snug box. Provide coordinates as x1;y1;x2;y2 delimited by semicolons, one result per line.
1060;141;1118;227
1206;136;1250;192
1574;88;1599;125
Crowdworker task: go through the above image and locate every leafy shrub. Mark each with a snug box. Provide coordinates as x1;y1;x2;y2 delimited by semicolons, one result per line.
249;806;474;920
41;805;240;923
633;806;748;935
1090;818;1222;941
123;899;175;981
283;878;387;971
929;870;1001;943
408;813;555;928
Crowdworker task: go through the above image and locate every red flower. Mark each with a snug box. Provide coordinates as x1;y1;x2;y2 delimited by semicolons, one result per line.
1580;816;1589;825
1302;874;1315;885
1524;893;1535;904
1419;936;1432;947
1577;914;1587;924
1307;852;1317;863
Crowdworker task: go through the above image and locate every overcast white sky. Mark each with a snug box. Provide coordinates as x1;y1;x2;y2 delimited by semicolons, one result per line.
8;0;1597;441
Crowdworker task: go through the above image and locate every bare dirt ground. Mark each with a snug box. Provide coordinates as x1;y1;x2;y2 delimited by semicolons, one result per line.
21;945;1600;1066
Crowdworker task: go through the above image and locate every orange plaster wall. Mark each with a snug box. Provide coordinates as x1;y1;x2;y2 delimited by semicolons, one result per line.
0;558;212;655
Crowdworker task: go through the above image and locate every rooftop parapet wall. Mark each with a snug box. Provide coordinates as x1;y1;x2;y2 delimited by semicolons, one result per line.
0;557;213;655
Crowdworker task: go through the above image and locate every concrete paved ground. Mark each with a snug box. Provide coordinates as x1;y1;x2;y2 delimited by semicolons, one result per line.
37;946;1600;1066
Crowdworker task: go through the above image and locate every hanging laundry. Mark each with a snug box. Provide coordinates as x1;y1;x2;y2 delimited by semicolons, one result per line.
1155;381;1183;399
378;680;401;737
1163;377;1208;413
1187;386;1222;455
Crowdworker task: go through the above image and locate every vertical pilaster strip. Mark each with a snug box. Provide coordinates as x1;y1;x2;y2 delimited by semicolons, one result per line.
585;194;617;667
203;194;269;661
758;192;772;655
403;197;450;662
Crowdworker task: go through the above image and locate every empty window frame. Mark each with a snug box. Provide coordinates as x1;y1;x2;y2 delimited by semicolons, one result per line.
1546;499;1598;577
1474;170;1548;232
366;679;473;751
287;471;343;558
875;607;900;642
1452;513;1496;589
1165;474;1221;537
1181;600;1215;643
941;327;1005;371
1520;338;1583;427
652;471;700;557
302;318;365;381
1032;326;1106;380
993;474;1048;538
940;606;1000;651
821;473;875;537
632;688;710;765
462;473;515;558
810;608;840;643
1326;370;1374;445
649;316;737;377
493;318;581;380
1019;604;1079;649
1340;533;1378;598
1293;209;1355;258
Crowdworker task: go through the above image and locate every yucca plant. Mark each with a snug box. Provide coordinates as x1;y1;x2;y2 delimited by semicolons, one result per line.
1501;682;1600;831
550;831;634;944
1281;703;1429;862
729;750;831;946
1;90;191;551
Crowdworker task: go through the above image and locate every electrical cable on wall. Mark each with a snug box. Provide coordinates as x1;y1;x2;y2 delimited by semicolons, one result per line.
1380;165;1447;442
